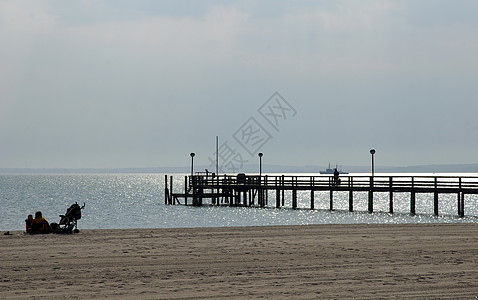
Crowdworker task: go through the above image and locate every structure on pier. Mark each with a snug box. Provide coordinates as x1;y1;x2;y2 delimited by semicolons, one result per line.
165;173;478;217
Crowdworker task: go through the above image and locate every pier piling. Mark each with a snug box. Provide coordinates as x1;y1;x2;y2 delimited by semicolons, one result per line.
329;189;333;211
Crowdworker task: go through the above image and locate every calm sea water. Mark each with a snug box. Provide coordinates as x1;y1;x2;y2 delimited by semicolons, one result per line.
1;173;478;231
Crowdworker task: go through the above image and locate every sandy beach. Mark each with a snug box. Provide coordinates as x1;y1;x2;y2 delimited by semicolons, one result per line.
1;223;478;299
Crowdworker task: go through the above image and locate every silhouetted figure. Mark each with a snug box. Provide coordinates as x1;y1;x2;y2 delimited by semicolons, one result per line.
25;214;33;233
333;168;340;186
31;211;52;234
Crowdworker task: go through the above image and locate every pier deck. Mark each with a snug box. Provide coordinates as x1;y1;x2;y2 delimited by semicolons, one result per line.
165;174;478;217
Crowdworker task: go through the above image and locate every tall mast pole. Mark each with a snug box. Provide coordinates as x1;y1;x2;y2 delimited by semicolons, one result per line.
216;136;219;175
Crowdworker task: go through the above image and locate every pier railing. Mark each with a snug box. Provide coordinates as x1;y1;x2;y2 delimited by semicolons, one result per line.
189;174;478;193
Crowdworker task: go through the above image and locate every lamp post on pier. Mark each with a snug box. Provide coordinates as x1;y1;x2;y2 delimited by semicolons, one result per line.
190;152;195;177
258;152;263;177
258;152;264;206
370;149;376;177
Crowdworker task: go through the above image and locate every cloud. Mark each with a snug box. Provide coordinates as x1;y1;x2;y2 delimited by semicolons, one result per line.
1;1;478;168
284;0;400;31
0;0;57;120
0;0;56;33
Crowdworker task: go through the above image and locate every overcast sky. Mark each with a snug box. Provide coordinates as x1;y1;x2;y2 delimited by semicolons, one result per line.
1;0;477;170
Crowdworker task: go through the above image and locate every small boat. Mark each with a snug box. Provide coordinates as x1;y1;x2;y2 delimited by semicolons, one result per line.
320;163;348;175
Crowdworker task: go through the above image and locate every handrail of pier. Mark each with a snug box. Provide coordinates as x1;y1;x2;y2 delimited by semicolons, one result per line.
189;174;478;192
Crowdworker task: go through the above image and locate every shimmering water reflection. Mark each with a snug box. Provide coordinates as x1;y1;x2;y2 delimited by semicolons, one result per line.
1;174;477;231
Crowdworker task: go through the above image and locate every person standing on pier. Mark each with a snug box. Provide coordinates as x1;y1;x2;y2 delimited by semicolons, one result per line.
333;168;340;186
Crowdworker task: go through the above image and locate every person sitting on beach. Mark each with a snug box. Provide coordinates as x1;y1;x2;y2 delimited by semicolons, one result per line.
25;214;34;233
30;211;52;234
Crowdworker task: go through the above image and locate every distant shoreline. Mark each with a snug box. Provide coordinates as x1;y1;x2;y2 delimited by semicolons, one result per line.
1;163;478;174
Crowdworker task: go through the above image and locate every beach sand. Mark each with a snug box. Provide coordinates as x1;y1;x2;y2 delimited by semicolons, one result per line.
1;223;478;299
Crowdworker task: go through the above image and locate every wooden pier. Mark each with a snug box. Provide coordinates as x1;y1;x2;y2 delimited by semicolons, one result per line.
165;173;478;217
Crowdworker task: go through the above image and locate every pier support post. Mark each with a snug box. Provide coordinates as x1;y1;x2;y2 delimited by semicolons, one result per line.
410;193;416;215
276;189;280;208
329;189;333;211
164;175;169;205
264;175;268;207
229;190;241;206
458;178;465;217
281;175;285;206
457;193;461;217
434;178;439;216
410;178;416;215
211;174;216;206
170;176;174;205
389;177;393;214
457;178;461;216
275;177;280;208
292;189;297;209
282;189;285;207
310;190;314;210
184;176;188;206
234;191;239;207
368;176;373;213
310;177;314;210
460;193;465;217
257;188;261;207
199;187;203;206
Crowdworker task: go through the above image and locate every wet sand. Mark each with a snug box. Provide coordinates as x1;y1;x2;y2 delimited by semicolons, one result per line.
1;223;478;299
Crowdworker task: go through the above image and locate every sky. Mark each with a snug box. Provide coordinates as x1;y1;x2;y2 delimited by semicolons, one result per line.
1;0;477;170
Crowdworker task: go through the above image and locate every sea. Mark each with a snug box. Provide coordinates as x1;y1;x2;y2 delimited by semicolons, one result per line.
2;173;478;232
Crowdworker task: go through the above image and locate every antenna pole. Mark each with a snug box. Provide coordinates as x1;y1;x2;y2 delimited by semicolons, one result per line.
216;136;219;175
